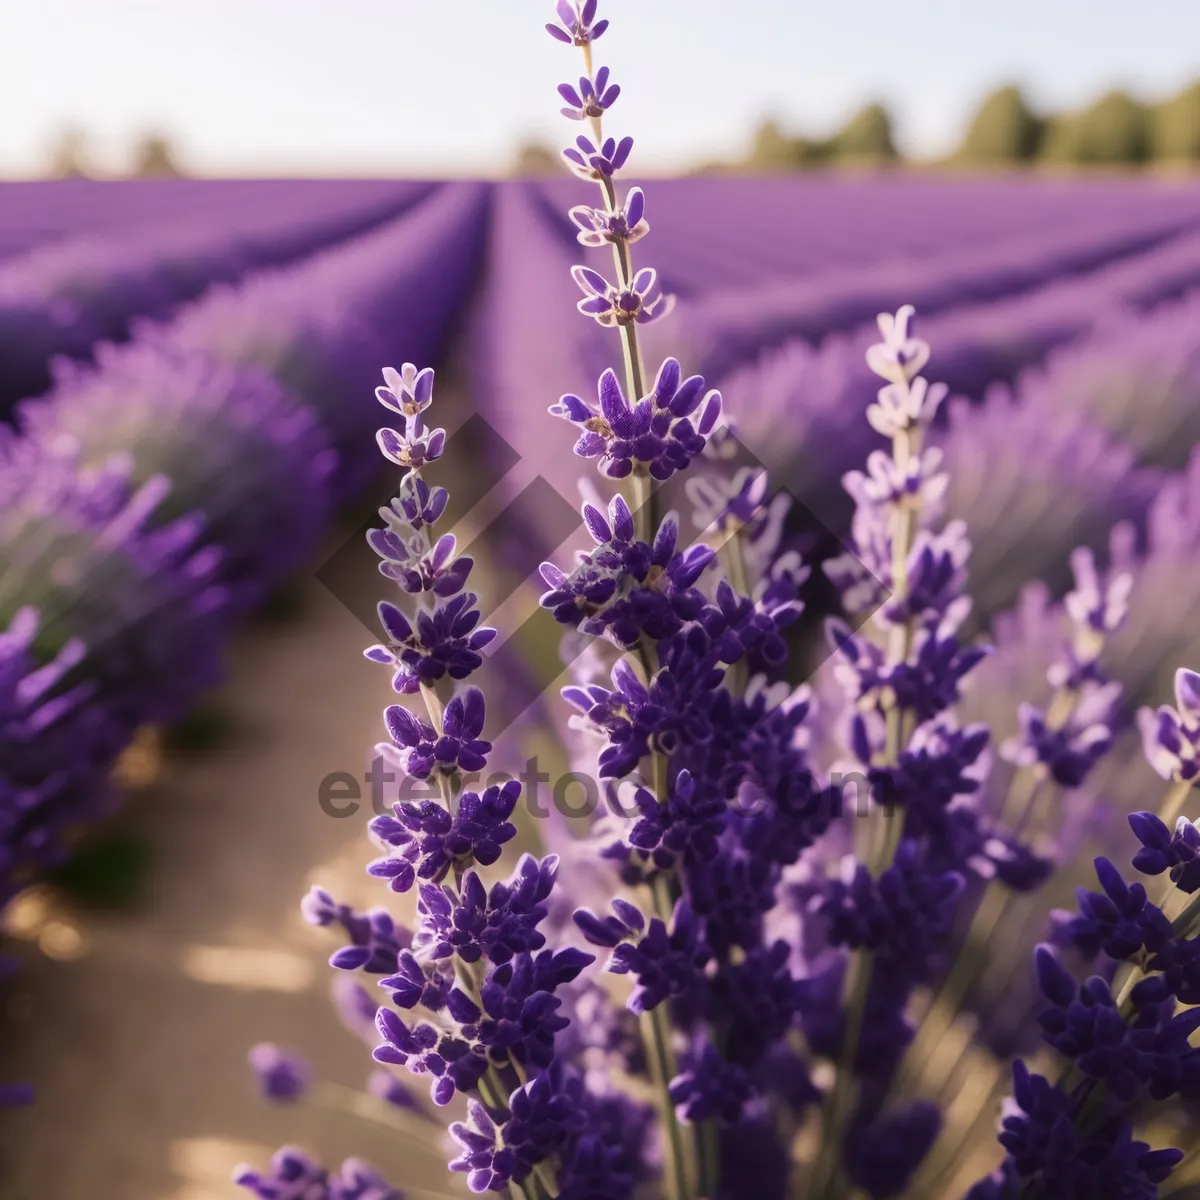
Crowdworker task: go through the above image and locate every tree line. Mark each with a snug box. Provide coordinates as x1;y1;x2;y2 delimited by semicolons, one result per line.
730;79;1200;171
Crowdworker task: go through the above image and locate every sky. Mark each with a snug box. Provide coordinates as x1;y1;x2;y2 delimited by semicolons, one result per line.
3;0;1199;177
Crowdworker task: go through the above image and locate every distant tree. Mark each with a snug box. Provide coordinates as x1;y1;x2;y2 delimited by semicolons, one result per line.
1040;90;1151;166
47;126;93;179
1038;111;1087;164
747;118;803;170
957;85;1043;163
831;102;897;161
1152;80;1200;162
512;140;560;177
1078;90;1151;162
132;132;185;178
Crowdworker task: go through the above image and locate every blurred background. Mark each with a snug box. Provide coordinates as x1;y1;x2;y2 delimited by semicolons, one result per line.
4;1;1200;1197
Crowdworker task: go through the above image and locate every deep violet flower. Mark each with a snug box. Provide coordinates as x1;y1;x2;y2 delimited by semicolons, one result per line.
548;359;720;480
248;1044;312;1103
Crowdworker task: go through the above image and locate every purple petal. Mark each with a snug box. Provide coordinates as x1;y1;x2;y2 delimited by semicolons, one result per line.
583;503;612;544
625;187;645;227
571;264;610;296
377;601;412;643
557;82;584;108
598;368;628;423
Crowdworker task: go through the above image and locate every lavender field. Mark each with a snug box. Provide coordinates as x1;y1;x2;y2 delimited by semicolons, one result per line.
4;164;1200;1199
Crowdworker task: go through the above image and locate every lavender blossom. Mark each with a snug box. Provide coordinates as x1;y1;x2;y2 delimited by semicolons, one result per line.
1139;668;1200;784
248;1044;312;1103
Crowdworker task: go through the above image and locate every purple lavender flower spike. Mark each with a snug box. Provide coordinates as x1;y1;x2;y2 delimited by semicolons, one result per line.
1050;859;1172;961
247;1044;311;1103
965;1061;1183;1199
413;853;558;965
379;473;449;532
570;263;674;328
569;187;649;247
365;593;496;694
549;364;721;480
606;900;708;1014
1139;667;1200;782
668;1043;755;1126
234;1148;401;1200
373;1004;489;1106
559;65;620;120
539;495;714;647
375;362;435;419
301;889;408;974
1002;680;1121;788
561;133;634;180
1129;811;1200;893
366;780;521;890
375;414;446;470
378;949;453;1012
864;304;931;384
546;0;608;45
378;687;489;779
367;526;474;596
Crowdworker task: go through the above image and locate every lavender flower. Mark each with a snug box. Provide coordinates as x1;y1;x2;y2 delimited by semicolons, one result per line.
366;782;521;890
558;66;620;121
364;594;496;694
248;1044;312;1103
549;359;722;480
562;134;632;180
1139;667;1200;783
375;362;434;419
569;187;649;248
235;1148;401;1200
571;264;674;327
545;0;608;46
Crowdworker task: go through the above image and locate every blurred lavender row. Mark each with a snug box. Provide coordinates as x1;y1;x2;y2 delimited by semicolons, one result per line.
0;182;489;902
0;179;436;413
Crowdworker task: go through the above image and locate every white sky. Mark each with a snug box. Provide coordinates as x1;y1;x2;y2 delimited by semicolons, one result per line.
2;0;1198;177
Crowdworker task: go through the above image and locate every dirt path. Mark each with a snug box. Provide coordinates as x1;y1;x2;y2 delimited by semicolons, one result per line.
0;557;452;1199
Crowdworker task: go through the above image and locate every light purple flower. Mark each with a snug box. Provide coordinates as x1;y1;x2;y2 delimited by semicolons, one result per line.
545;0;609;45
865;304;931;386
247;1043;311;1103
559;66;621;121
562;133;634;180
375;363;435;419
568;187;649;248
375;415;446;470
1139;668;1200;783
570;264;674;328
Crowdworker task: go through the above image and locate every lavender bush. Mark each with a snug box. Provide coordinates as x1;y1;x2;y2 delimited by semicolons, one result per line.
235;5;1199;1199
0;181;433;416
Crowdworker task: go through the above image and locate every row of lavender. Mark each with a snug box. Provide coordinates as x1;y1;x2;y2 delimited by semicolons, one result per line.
478;179;1200;690
0;182;490;906
0;179;439;412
